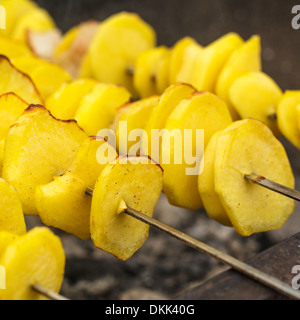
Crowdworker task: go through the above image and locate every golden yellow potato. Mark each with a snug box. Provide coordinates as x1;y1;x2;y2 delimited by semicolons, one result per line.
46;78;97;120
229;71;282;137
2;105;87;215
277;90;300;149
87;12;156;96
54;20;99;78
0;227;65;300
0;92;28;140
90;155;163;260
0;55;42;104
173;40;202;85
168;36;200;84
0;231;18;254
0;178;26;234
54;25;79;57
35;137;118;240
0;139;4;175
155;49;171;95
190;32;243;92
162;91;232;210
198;120;245;226
75;83;131;136
141;83;196;163
133;46;170;98
0;36;32;59
0;0;37;37
11;55;44;73
29;62;72;100
11;7;56;43
12;56;72;100
215;35;261;120
214;119;295;236
115;95;159;155
198;131;231;226
78;53;94;78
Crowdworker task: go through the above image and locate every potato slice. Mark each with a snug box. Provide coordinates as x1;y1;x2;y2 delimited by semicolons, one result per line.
168;37;200;84
54;25;79;57
2;105;87;215
198;131;231;226
0;139;4;175
155;49;171;95
0;92;28;140
0;178;26;234
190;32;243;92
11;55;45;73
46;78;97;120
162;91;232;210
78;52;94;78
277;90;300;149
0;36;32;59
13;56;72;100
198;120;245;226
174;40;203;85
0;0;37;37
90;156;163;260
0;55;42;104
141;83;196;163
133;46;170;98
229;71;282;136
11;6;56;43
54;20;99;78
0;227;65;300
35;137;118;240
215;35;261;120
75;83;131;136
214;119;295;236
87;12;156;96
115;95;159;155
0;231;18;255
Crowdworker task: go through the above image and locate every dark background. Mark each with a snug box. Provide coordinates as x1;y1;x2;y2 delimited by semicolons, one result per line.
27;0;300;300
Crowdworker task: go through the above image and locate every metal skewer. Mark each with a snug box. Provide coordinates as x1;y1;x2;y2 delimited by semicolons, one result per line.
29;173;300;301
85;183;300;300
31;283;70;300
124;206;300;300
244;173;300;202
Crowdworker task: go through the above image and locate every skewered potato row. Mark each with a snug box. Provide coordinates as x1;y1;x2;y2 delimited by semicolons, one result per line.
0;93;164;259
0;86;295;242
0;0;300;148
